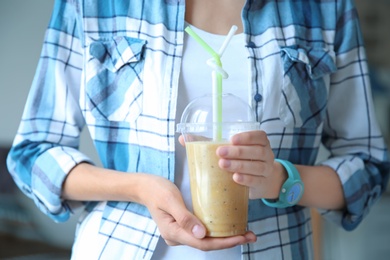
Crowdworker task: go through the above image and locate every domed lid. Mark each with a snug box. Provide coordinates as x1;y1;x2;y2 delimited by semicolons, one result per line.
176;93;260;140
179;93;255;124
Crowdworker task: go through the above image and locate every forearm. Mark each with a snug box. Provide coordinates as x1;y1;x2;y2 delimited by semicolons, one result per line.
296;164;345;210
62;163;147;205
62;163;254;248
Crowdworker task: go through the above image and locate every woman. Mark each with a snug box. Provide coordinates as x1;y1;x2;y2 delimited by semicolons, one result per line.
7;0;389;259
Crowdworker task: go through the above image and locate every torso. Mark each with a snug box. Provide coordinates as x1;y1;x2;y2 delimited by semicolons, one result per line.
74;1;337;258
185;0;245;34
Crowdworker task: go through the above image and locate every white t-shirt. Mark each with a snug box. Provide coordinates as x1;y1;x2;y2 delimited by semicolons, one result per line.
152;23;249;259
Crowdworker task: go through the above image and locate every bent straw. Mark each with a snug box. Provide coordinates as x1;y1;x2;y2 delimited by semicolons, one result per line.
185;26;237;141
218;25;238;56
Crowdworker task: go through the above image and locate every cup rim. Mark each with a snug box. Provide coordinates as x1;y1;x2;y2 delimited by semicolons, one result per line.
176;121;260;133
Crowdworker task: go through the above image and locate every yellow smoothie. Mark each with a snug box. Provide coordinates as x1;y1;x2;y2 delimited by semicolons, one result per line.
186;141;249;237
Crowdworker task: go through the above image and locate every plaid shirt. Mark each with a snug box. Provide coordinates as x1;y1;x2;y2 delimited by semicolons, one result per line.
7;0;390;259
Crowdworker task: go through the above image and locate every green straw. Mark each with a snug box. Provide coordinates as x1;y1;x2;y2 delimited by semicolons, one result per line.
185;26;223;141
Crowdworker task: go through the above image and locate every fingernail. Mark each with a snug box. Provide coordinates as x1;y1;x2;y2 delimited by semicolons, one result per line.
233;173;243;182
218;147;228;156
231;135;240;144
192;225;205;239
220;159;231;168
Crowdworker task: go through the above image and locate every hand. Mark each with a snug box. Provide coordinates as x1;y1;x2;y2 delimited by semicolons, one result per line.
216;130;287;199
140;174;257;250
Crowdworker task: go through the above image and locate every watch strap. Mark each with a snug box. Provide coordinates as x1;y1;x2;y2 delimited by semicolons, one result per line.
262;159;304;208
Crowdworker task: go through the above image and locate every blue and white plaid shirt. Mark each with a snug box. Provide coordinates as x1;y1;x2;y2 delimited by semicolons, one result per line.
7;0;390;259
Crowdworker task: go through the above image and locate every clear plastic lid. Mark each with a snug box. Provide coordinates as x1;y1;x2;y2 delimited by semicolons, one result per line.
176;93;260;140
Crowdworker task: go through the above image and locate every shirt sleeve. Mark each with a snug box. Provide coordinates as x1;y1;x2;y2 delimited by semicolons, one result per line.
319;0;390;230
6;0;92;223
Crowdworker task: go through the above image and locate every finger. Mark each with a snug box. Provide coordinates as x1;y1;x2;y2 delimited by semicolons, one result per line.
232;172;264;187
196;232;256;251
233;168;285;200
178;231;257;251
231;130;269;146
219;158;267;175
164;238;180;246
217;145;269;161
178;135;185;146
232;173;269;199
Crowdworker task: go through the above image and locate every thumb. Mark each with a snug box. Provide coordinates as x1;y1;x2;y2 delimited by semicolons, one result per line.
175;210;206;239
159;183;206;239
191;222;206;239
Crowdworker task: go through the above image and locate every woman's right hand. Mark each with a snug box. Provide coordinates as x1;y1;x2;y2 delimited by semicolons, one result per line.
139;174;257;250
63;163;256;251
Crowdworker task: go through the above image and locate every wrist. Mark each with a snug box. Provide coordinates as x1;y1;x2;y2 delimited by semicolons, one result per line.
270;160;288;199
262;159;304;208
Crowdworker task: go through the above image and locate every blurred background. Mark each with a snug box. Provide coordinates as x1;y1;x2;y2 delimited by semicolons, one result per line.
0;0;389;259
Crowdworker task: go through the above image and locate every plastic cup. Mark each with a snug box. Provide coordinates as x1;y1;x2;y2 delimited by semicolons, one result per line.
177;93;260;237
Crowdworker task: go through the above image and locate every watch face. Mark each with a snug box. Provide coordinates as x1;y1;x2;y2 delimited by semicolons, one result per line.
287;183;303;204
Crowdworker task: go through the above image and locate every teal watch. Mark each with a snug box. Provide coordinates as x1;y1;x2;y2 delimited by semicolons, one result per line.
262;159;304;208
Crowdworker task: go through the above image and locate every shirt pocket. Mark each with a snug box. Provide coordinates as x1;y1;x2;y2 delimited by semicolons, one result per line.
86;36;146;122
279;45;337;128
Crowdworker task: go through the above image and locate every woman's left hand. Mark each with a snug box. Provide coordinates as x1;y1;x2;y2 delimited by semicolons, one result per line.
216;130;287;200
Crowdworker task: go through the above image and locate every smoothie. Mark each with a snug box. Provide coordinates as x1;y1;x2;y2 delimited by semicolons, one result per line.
186;141;249;237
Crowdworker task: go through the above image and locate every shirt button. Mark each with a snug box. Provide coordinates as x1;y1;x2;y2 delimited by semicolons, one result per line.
246;41;256;48
254;93;262;102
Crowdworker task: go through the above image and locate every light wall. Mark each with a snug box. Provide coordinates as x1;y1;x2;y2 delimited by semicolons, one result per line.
0;0;99;248
0;1;52;145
